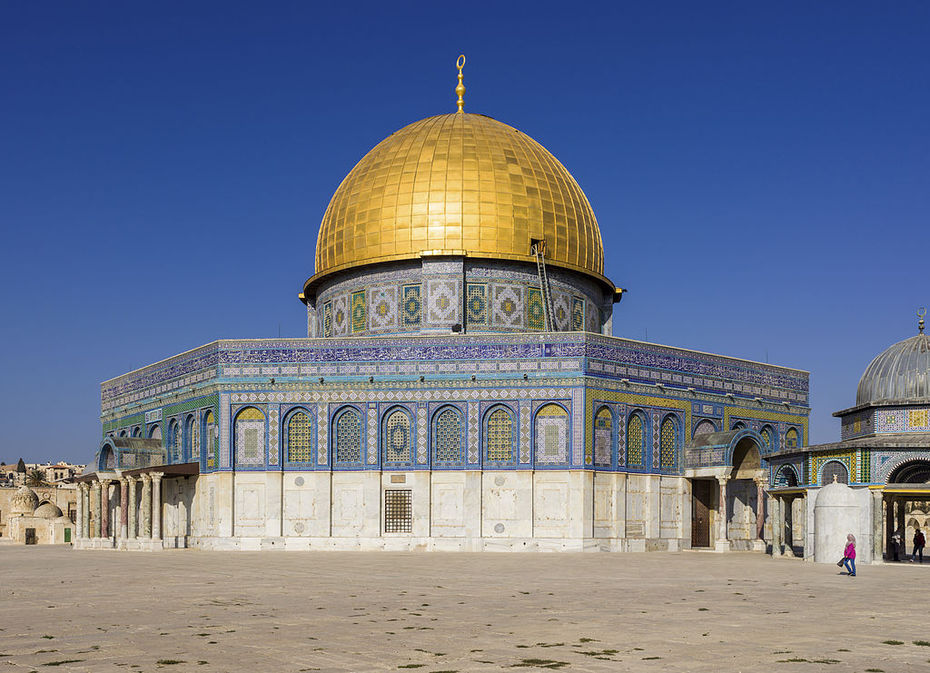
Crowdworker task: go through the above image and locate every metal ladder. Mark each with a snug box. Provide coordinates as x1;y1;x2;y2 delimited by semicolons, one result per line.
532;239;557;332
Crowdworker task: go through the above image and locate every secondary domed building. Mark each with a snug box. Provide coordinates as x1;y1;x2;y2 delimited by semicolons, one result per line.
75;59;810;553
767;313;930;564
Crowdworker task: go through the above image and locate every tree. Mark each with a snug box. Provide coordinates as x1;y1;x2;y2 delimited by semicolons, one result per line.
24;468;49;488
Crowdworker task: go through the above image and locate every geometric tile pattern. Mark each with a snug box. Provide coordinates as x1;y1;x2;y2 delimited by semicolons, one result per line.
332;295;348;336
527;287;545;331
384;409;410;462
402;284;421;328
427;279;457;325
594;407;612;467
519;400;531;463
234;406;265;466
323;301;333;337
351;290;366;334
317;403;328;465
467;401;479;464
492;284;523;328
369;286;398;330
466;283;488;326
571;297;584;331
416;405;428;464
367;404;378;465
534;403;568;464
268;405;279;465
693;419;717;437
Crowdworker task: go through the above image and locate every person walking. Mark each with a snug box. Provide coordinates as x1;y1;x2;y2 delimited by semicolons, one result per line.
913;527;925;563
842;533;856;577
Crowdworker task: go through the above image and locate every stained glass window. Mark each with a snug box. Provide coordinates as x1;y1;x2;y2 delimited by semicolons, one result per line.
760;426;774;450
384;409;411;462
235;407;265;466
659;416;678;468
287;411;313;462
204;411;216;468
486;407;514;462
433;407;463;463
594;407;612;467
335;408;362;463
785;427;800;449
626;413;645;467
535;404;568;464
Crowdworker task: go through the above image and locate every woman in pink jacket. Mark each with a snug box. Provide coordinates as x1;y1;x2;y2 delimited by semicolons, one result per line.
843;534;856;576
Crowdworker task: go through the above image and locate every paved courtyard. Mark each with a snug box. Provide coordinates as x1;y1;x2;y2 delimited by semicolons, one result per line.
0;547;925;672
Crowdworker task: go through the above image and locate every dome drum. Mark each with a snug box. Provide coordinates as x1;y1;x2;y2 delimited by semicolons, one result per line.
305;256;612;338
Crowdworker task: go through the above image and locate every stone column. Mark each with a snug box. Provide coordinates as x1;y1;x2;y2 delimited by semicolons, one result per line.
151;472;164;542
715;476;729;551
885;494;895;560
83;483;92;539
140;473;152;539
75;483;85;540
101;480;112;540
91;481;101;538
872;489;884;563
119;477;129;540
128;477;137;540
771;497;782;556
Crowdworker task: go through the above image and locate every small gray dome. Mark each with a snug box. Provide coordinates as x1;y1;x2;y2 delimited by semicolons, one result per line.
10;486;39;515
857;333;930;406
33;502;63;519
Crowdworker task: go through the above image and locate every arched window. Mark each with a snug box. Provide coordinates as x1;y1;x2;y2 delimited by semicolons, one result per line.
535;403;569;465
286;410;313;463
204;411;217;468
732;421;746;432
626;412;646;467
485;406;515;463
759;425;775;451
383;408;412;463
148;424;161;440
693;419;716;438
235;407;265;467
132;426;141;437
659;415;679;469
821;460;849;485
184;414;198;463
334;407;363;464
785;427;800;449
594;407;613;467
119;429;128;437
774;465;799;488
432;406;464;464
168;419;182;463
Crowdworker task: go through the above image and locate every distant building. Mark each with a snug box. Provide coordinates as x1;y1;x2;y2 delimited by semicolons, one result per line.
0;483;78;540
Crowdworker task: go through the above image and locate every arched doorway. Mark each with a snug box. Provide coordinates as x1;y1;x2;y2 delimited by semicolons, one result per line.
886;460;930;561
727;437;765;551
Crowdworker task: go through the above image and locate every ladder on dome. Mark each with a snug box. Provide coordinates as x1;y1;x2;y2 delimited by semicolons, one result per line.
531;239;557;332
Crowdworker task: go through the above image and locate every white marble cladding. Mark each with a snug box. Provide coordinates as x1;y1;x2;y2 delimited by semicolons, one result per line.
310;258;608;337
184;470;690;552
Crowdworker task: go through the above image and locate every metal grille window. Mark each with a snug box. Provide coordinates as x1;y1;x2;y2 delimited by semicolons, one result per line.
486;407;514;462
627;413;645;467
534;404;568;464
169;420;182;463
693;420;716;437
204;411;217;468
287;412;313;462
659;416;678;468
434;407;463;462
185;415;198;462
384;490;412;533
821;461;849;485
594;407;612;467
335;409;362;463
235;407;265;466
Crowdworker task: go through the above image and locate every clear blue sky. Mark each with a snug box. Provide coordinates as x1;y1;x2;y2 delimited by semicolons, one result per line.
1;2;928;464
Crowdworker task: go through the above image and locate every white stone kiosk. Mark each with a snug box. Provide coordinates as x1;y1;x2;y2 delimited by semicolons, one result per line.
812;480;874;564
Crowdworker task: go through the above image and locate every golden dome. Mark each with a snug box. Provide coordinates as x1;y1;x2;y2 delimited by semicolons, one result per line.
305;112;609;297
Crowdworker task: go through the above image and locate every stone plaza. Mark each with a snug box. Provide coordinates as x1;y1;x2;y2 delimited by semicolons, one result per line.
0;546;925;672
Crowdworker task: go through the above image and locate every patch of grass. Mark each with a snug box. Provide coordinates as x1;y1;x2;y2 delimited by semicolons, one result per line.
34;650;58;655
398;666;425;669
811;659;840;664
41;635;54;640
510;660;569;670
535;643;564;648
578;638;597;643
698;608;709;611
836;648;849;652
42;661;85;667
864;669;883;672
156;661;185;666
777;658;810;663
914;641;930;647
882;640;904;645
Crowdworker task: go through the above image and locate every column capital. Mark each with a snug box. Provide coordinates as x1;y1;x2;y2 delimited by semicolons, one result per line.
716;475;729;485
139;472;152;483
150;471;164;482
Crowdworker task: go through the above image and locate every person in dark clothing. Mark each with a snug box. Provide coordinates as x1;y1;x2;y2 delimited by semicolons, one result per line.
913;527;926;563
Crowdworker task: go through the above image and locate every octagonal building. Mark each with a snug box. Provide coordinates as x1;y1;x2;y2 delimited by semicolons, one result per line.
76;62;810;553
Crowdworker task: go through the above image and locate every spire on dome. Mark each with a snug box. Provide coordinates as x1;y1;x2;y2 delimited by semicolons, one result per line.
455;54;466;112
919;307;926;334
